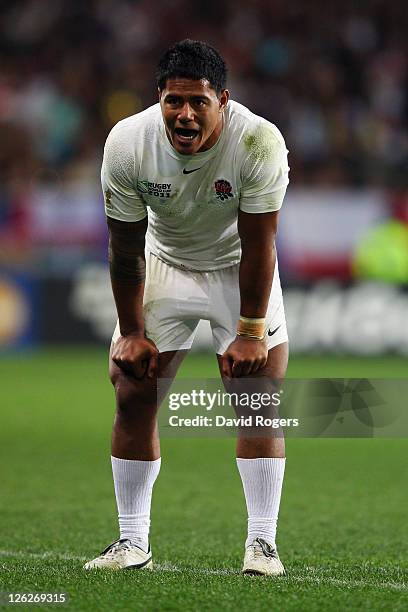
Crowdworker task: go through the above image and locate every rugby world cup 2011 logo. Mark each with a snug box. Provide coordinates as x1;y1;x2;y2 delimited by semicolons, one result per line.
214;179;234;201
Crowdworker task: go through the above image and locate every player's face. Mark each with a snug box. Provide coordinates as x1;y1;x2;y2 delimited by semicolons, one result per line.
159;78;229;155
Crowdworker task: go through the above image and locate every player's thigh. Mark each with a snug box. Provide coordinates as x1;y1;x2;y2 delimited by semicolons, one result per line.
210;263;288;356
217;342;288;426
109;347;188;408
143;253;205;353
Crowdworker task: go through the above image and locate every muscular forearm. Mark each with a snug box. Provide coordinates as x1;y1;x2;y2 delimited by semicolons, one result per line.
110;276;145;336
239;242;276;318
107;216;147;336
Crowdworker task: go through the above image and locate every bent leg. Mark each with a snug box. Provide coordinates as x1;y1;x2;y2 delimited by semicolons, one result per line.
108;348;187;552
217;341;289;458
217;342;288;551
110;347;187;460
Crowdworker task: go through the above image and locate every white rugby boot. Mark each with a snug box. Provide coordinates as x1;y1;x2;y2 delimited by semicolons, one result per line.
242;538;285;576
84;538;153;571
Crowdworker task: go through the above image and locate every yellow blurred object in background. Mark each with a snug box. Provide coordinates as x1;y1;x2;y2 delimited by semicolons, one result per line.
353;220;408;284
104;90;141;126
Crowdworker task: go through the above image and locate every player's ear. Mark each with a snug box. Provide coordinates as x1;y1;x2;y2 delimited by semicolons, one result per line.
157;87;162;101
219;89;230;112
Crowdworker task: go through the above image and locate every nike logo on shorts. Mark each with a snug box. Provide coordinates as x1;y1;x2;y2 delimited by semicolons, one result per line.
268;325;280;337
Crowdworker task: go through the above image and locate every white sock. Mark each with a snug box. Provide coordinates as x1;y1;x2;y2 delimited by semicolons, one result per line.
236;457;286;549
111;456;161;553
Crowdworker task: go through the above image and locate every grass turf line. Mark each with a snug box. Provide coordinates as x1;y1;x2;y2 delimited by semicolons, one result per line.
0;348;407;611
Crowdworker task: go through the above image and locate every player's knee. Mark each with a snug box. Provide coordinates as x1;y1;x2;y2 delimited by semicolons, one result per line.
110;371;156;412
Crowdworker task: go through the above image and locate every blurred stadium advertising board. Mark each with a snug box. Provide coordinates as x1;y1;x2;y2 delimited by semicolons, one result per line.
27;181;106;246
278;188;388;280
0;272;38;349
284;281;408;354
12;264;406;355
2;186;388;279
0;188;403;353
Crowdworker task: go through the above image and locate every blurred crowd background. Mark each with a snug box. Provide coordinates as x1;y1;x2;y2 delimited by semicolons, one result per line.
2;1;408;187
1;1;408;352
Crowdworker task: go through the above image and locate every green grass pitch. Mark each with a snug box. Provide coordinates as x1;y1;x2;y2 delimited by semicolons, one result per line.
1;349;407;611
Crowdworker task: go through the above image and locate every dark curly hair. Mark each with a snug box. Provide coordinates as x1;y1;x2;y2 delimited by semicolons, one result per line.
156;39;227;95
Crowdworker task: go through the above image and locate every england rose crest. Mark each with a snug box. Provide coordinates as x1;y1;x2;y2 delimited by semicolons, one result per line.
214;179;234;201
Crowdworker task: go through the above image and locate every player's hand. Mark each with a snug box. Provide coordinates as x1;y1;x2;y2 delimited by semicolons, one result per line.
221;336;268;378
111;334;159;380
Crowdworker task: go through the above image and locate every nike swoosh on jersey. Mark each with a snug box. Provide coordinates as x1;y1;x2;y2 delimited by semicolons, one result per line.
268;325;281;337
183;167;202;174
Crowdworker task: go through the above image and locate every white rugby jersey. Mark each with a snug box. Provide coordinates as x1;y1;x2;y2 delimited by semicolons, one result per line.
102;100;289;271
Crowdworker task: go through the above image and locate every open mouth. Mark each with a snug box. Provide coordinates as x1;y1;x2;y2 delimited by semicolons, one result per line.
174;127;199;143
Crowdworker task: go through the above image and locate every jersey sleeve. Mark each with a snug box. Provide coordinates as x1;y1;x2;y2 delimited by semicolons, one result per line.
239;122;289;214
101;124;147;222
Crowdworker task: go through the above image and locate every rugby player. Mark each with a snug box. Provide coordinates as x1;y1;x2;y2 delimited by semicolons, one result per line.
84;40;289;576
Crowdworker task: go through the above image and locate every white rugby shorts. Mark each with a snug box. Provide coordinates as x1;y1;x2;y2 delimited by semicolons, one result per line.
112;253;288;354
